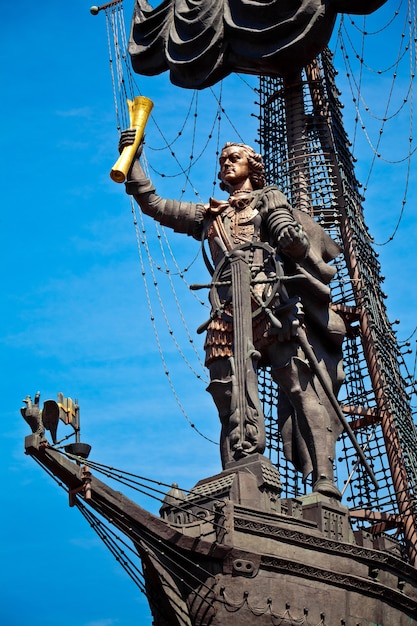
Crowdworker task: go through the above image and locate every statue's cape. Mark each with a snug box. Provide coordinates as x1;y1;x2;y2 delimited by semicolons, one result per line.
129;0;387;89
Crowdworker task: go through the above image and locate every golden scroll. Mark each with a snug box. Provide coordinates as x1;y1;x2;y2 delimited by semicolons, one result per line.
110;95;154;183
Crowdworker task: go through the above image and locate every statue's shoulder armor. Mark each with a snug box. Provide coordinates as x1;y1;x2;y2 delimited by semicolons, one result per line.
254;184;290;205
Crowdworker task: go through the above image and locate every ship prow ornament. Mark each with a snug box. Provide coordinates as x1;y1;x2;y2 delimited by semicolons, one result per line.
23;1;417;624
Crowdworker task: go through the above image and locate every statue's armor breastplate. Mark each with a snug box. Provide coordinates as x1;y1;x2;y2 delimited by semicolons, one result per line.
207;195;262;266
204;195;274;365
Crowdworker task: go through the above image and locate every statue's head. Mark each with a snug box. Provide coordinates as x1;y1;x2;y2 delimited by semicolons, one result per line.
218;142;266;192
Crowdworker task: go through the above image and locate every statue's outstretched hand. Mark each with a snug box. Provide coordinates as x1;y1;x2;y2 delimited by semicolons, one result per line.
277;224;309;259
118;129;144;158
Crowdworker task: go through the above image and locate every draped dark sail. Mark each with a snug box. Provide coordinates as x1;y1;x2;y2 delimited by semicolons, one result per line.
129;0;387;89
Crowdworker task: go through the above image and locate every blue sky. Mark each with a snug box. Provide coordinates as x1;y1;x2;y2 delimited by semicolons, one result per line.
1;2;416;625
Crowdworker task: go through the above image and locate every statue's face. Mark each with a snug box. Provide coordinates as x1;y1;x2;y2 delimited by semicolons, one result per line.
219;146;250;190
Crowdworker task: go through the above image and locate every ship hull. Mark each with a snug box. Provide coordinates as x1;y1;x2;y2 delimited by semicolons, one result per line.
25;436;417;625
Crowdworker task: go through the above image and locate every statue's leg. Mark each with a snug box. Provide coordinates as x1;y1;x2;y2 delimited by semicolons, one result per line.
206;358;233;469
269;347;341;499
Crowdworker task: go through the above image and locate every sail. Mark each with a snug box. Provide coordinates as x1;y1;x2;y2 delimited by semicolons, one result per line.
129;0;387;89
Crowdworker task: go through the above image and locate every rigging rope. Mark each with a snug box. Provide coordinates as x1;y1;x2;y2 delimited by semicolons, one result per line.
333;0;416;246
74;487;220;624
130;195;216;442
103;1;213;437
101;0;260;442
31;448;228;618
61;448;231;525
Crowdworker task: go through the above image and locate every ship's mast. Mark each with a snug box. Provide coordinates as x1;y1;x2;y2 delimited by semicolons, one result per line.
257;50;417;564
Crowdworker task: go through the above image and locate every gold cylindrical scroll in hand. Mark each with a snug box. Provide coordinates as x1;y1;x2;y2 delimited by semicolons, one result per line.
110;96;154;183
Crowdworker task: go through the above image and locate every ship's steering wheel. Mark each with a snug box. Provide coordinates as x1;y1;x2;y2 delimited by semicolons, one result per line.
208;241;284;321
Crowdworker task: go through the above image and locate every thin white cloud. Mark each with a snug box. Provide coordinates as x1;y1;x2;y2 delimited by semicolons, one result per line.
84;619;120;626
56;107;94;119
